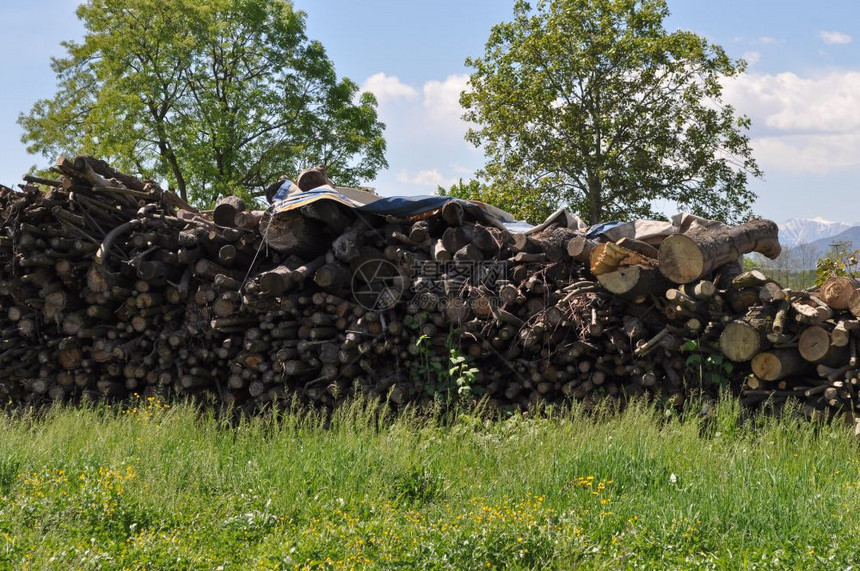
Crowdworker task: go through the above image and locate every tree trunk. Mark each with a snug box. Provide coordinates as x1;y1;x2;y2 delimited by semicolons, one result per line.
658;219;781;284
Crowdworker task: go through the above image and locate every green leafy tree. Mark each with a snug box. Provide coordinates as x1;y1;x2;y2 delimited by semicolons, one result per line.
19;0;387;205
814;241;860;286
461;0;761;225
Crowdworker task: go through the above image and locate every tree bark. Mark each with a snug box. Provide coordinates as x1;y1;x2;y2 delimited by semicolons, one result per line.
658;219;781;284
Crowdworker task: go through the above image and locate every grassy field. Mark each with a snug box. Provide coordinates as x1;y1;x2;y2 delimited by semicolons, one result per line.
0;396;858;569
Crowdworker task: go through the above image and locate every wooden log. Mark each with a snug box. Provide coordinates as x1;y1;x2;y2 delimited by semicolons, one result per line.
234;210;265;230
409;221;430;243
816;364;851;382
658;219;781;284
849;288;860;319
713;260;744;290
567;236;597;263
194;259;243;281
454;244;483;262
725;288;760;314
819;277;859;310
731;270;770;289
472;225;499;255
510;233;541;254
212;292;240;317
332;229;362;263
296;166;331;191
73;155;146;192
135;260;167;283
591;243;654;276
301;200;354;234
751;349;812;381
261;212;328;257
831;321;852;348
218;244;237;266
616;237;659;259
314;263;350;291
772;301;790;335
799;326;849;365
719;308;774;362
441;201;464;226
433;239;452;262
512;252;546;264
57;339;83;370
759;282;786;304
596;266;664;304
257;265;292;295
441;226;469;254
665;288;699;312
792;299;832;325
213;195;245;227
634;327;670;357
530;226;579;262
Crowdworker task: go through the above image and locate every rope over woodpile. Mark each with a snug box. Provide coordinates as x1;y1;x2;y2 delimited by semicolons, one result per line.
0;157;856;420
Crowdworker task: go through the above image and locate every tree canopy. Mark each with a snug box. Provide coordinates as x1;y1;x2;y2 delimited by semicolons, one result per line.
19;0;387;205
460;0;761;224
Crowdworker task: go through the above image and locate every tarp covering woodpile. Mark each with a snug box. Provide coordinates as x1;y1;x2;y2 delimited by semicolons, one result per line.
0;157;855;419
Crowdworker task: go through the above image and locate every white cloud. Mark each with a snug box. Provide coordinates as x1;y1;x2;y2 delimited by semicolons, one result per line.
742;51;761;66
396;169;458;189
723;71;860;172
758;36;779;45
750;134;860;174
820;30;852;45
360;72;418;104
422;74;470;124
360;72;478;197
724;71;860;133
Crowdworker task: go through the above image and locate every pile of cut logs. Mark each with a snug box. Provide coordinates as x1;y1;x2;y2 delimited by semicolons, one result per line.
0;156;857;420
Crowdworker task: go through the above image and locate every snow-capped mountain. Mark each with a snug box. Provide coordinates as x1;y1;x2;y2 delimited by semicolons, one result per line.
778;217;855;249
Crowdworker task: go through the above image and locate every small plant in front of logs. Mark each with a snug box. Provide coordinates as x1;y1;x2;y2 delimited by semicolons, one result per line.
814;242;860;286
411;333;448;400
448;346;482;403
680;339;734;393
407;317;482;406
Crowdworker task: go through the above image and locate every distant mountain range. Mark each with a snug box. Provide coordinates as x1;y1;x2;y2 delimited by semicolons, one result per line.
778;217;856;249
773;218;860;268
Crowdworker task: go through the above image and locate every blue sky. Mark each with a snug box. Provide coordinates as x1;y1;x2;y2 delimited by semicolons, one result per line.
2;0;859;224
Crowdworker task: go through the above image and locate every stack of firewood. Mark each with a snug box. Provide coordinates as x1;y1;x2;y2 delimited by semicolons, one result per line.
0;156;855;419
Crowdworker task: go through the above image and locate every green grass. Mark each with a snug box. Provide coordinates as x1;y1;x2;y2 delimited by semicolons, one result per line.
0;396;858;569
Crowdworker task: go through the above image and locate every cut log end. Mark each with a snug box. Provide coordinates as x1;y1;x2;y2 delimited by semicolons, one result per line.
751;349;809;381
819;277;858;310
596;266;661;303
657;234;704;284
719;321;765;362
